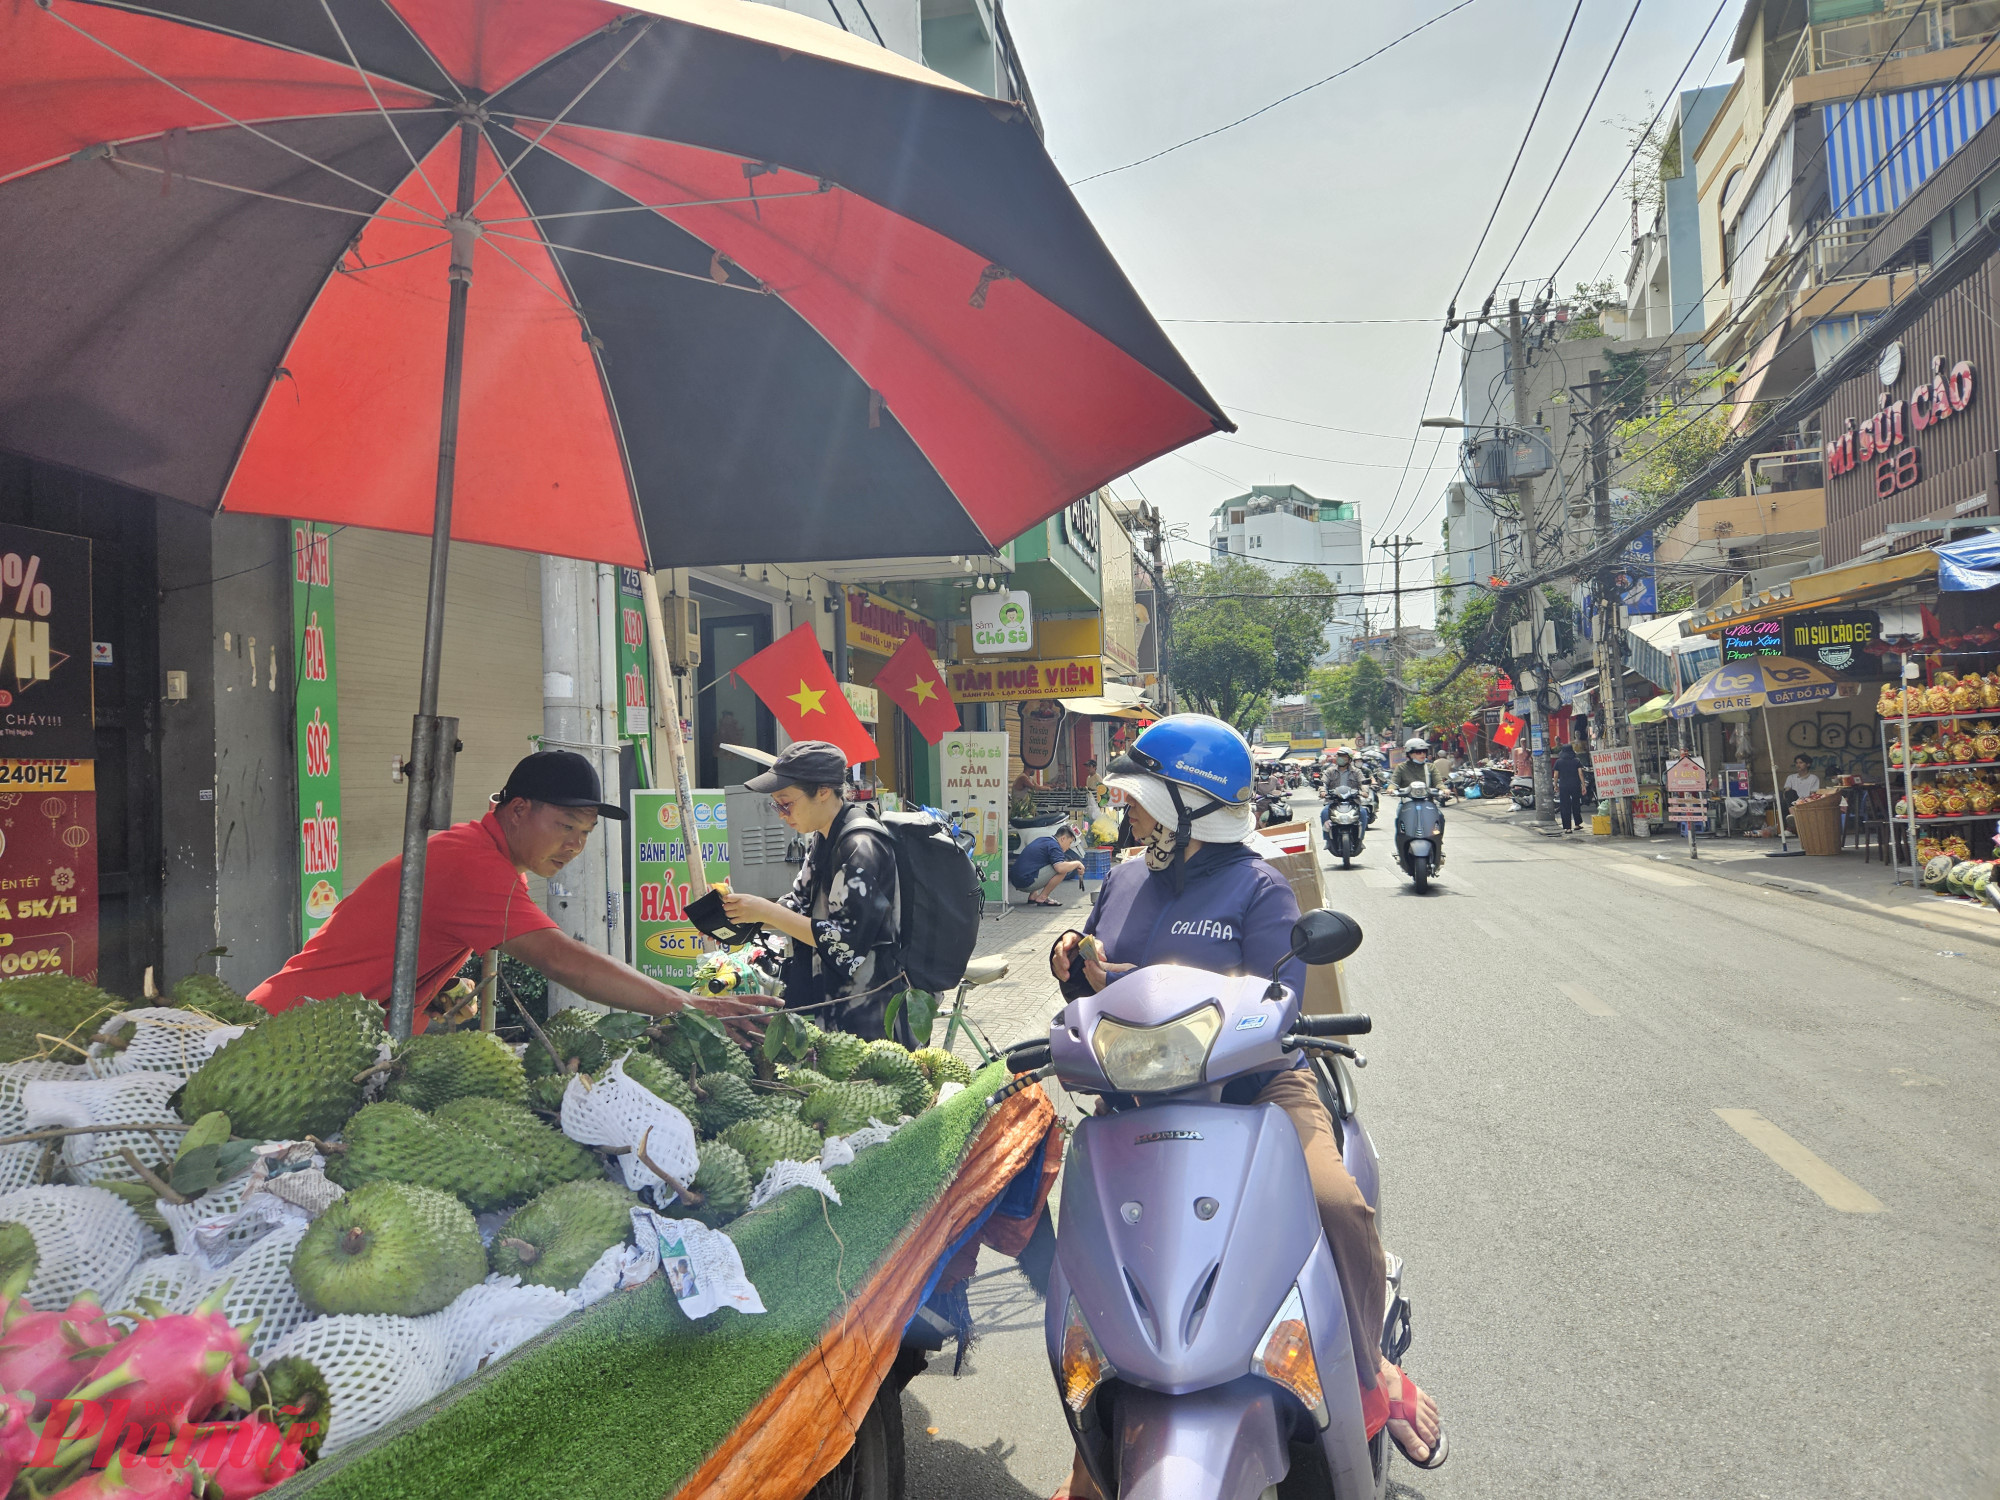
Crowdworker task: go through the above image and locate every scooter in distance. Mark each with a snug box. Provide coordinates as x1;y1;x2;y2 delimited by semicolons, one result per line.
1000;910;1413;1499
1394;783;1445;893
1323;785;1367;868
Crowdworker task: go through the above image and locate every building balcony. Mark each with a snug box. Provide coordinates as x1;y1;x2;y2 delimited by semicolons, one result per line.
1691;484;1826;545
1768;0;2000;109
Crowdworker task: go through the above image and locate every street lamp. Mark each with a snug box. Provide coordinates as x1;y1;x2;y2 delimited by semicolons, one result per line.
1420;415;1466;429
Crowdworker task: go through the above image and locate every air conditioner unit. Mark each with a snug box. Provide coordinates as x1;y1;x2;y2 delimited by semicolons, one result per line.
664;594;701;669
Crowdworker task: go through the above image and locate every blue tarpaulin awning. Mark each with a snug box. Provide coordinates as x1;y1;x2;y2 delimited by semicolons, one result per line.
1936;529;2000;591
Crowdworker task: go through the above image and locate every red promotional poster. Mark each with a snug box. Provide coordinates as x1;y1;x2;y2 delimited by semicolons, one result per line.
0;761;98;980
1492;713;1524;750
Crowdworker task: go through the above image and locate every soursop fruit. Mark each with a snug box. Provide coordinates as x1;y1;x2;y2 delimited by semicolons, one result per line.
524;1009;607;1081
652;1011;754;1082
254;1356;330;1460
689;1140;752;1227
776;1065;834;1099
431;1095;601;1187
801;1081;902;1138
0;1014;52;1063
720;1116;822;1182
0;1220;37;1289
0;976;127;1038
526;1074;572;1114
488;1180;637;1289
290;1181;486;1316
911;1047;973;1089
812;1030;868;1082
384;1029;526;1110
854;1040;933;1116
754;1093;802;1122
179;993;385;1140
617;1052;699;1119
327;1102;541;1212
170;973;267;1029
692;1073;759;1136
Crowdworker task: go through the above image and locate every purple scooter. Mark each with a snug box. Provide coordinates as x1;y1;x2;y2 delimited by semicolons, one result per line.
994;910;1408;1499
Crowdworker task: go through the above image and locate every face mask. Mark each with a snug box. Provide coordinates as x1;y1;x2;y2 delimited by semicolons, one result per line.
1138;817;1181;871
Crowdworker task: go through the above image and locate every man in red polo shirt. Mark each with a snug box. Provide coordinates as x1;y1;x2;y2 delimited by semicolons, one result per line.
251;751;759;1031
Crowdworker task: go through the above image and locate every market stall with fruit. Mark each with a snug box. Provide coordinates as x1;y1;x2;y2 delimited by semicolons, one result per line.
1880;668;2000;905
0;972;1058;1500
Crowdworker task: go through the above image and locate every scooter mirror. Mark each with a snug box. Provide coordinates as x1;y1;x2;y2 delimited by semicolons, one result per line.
1286;908;1363;968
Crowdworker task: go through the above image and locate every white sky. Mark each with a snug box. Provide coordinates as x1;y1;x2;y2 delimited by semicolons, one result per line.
1006;0;1742;626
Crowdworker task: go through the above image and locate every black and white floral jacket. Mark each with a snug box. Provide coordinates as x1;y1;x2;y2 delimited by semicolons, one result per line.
776;804;908;1041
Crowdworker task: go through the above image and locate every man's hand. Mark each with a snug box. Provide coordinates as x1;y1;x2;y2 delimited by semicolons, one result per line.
1049;931;1133;993
503;928;773;1032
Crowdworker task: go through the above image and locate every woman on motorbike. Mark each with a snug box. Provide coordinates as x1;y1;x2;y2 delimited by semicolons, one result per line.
1049;715;1444;1492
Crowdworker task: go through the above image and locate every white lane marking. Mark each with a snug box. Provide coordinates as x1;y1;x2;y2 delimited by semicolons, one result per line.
1613;863;1697;888
1473;918;1507;942
1713;1110;1887;1213
1556;982;1615;1016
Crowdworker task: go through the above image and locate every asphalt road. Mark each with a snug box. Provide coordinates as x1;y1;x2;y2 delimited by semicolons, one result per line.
904;805;2000;1499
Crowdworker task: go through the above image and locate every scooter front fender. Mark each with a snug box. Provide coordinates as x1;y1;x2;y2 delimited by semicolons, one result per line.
1107;1379;1289;1500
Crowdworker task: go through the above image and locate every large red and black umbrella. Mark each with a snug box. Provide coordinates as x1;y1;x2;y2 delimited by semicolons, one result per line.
0;0;1227;1030
1;0;1227;565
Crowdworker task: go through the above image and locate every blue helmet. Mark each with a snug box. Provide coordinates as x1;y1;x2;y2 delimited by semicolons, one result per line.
1120;714;1254;806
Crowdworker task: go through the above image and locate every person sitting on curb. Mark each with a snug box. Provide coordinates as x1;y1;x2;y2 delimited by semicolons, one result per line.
1010;823;1083;906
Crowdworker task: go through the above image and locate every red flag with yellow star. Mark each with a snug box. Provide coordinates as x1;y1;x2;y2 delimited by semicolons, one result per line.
874;631;961;743
731;623;879;765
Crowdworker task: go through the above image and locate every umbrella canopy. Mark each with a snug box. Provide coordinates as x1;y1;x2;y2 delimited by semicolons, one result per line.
1628;692;1673;724
0;0;1228;567
1668;656;1846;717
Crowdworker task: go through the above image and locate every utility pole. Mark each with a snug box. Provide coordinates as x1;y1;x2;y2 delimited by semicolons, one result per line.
1582;368;1632;835
1371;534;1420;740
1508;297;1555;823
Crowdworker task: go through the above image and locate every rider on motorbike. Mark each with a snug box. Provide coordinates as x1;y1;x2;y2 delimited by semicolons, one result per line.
1393;737;1444;862
1322;747;1371;831
1048;716;1444;1493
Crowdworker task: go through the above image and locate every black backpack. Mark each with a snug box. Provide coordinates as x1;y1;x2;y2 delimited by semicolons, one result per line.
838;810;983;994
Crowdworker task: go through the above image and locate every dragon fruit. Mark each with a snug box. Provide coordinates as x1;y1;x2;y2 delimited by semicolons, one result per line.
45;1449;198;1500
67;1290;252;1427
187;1418;310;1499
0;1388;36;1493
0;1293;117;1409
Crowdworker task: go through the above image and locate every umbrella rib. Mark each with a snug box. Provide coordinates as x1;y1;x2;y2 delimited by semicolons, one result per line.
477;232;588;315
484;228;765;293
478;186;829;226
469;16;657;217
316;0;447;213
37;3;440;222
95;151;438;227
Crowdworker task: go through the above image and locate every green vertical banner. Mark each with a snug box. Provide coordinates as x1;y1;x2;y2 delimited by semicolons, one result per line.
291;522;343;941
629;789;731;982
617;567;651;751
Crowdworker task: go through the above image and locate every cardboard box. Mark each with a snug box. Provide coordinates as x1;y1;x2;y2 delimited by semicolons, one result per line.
1263;847;1348;1016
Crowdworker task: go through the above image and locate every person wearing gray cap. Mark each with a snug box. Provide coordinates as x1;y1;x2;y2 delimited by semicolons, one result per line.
251;750;765;1033
720;741;912;1042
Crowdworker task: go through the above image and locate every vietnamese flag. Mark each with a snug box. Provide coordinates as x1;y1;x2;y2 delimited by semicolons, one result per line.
874;633;961;743
1493;712;1524;749
732;624;879;764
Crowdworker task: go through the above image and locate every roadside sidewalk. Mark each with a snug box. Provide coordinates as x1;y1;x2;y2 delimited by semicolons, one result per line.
1459;797;2000;951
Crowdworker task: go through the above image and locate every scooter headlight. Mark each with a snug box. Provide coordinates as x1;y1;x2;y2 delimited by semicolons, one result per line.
1090;1003;1222;1092
1059;1296;1114;1413
1251;1286;1328;1428
1333;807;1359;824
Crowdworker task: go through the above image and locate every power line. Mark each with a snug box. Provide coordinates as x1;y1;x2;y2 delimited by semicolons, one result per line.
1160;316;1435;325
1068;0;1483;187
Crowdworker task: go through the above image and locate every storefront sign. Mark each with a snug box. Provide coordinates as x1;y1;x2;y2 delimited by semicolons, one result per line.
841;681;879;723
617;568;651;741
970;589;1034;655
845;588;939;658
0;523;94;761
1264;733;1292;749
1784;609;1876;673
935;732;1007;902
1824;356;1975;500
947;655;1102;703
1591;744;1639;798
1721;619;1785;661
1057;496;1100;571
0;760;99;980
1019;699;1064;769
291;522;343;942
629;790;731;983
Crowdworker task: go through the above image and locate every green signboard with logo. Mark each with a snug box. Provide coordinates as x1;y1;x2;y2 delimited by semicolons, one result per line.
291;522;343;941
617;568;652;763
629;789;731;982
934;731;1007;904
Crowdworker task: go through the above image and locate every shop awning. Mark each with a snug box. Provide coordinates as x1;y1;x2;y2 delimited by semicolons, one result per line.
1936;529;2000;590
1683;549;1938;636
1628;693;1673;724
1628;610;1719;692
1557;670;1598;706
1731;321;1787;432
1059;696;1152;720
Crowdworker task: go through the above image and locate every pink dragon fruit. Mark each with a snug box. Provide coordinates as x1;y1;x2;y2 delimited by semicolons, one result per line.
0;1294;118;1409
45;1449;198;1500
0;1388;37;1493
66;1290;252;1428
188;1418;309;1499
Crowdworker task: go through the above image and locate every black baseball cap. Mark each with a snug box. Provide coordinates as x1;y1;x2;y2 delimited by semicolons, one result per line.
497;750;624;820
743;740;849;793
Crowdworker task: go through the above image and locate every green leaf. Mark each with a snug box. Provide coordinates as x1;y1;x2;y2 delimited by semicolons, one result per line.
760;1012;810;1065
169;1144;221;1196
884;990;937;1048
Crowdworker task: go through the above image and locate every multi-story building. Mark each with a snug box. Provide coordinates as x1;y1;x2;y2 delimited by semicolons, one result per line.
1206;485;1364;659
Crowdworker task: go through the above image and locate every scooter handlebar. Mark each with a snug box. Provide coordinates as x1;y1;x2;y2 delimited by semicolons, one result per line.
1292;1013;1372;1036
1007;1043;1053;1073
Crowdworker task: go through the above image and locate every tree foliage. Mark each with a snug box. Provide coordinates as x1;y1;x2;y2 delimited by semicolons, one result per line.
1405;654;1497;733
1308;656;1392;738
1167;559;1340;729
1437;587;1576;670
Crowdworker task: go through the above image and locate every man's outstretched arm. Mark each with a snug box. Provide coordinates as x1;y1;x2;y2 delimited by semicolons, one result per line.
503;928;767;1022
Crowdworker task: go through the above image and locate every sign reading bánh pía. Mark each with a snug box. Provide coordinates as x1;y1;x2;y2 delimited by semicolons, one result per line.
629;790;732;983
0;523;94;761
0;760;99;980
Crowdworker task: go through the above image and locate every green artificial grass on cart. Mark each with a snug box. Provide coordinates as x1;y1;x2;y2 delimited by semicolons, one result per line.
281;1060;1011;1500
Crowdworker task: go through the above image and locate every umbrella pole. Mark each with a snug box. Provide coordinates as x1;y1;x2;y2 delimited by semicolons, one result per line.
388;117;482;1041
1763;705;1793;853
639;573;711;903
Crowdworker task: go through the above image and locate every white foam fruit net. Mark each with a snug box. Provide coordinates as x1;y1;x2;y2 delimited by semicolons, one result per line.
105;1253;203;1331
19;1071;185;1187
194;1221;312;1357
746;1157;840;1210
261;1313;457;1455
560;1060;697;1196
429;1281;575;1383
0;1059;87;1195
87;1008;243;1079
158;1173;261;1264
0;1184;145;1308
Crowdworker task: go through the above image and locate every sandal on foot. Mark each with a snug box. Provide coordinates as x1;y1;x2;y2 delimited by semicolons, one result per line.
1029;895;1059;906
1385;1369;1448;1470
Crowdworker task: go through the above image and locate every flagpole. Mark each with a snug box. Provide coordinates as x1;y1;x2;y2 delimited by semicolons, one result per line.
640;572;711;902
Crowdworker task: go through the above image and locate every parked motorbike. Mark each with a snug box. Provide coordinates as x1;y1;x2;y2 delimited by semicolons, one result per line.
1323;784;1367;868
1001;910;1406;1500
1479;764;1513;800
1394;783;1445;892
1508;774;1535;811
